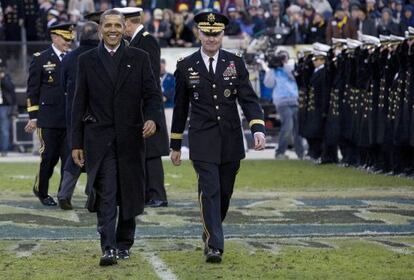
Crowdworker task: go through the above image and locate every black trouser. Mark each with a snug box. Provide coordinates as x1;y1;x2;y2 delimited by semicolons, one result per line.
322;144;338;164
33;128;69;198
95;145;135;252
57;156;82;201
145;156;167;202
192;160;240;252
307;138;322;160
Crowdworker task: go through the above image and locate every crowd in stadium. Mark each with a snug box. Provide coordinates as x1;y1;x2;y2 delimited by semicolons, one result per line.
1;0;414;45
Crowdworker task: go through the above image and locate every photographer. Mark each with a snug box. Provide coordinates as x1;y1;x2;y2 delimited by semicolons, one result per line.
0;59;17;157
263;50;304;159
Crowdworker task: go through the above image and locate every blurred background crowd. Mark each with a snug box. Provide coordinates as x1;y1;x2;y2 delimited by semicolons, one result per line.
1;0;414;45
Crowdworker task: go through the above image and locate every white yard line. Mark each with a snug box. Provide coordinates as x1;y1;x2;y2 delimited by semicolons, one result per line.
137;240;179;280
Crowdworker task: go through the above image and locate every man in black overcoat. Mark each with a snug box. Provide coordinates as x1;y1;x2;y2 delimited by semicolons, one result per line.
71;9;162;266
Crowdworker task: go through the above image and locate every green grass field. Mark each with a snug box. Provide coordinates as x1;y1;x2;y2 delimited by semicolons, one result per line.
1;160;414;279
1;160;413;194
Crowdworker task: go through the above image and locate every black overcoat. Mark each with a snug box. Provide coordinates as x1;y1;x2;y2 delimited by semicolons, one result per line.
71;44;162;219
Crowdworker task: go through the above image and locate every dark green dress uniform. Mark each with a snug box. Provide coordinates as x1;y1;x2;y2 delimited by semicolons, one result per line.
26;23;75;204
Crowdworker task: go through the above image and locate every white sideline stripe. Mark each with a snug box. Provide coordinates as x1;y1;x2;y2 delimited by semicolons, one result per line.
138;240;179;280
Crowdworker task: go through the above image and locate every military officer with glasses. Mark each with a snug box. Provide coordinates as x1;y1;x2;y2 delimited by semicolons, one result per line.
170;10;266;263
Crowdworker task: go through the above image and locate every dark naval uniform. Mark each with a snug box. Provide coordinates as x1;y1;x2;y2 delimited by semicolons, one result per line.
129;27;170;205
117;7;169;206
27;47;69;201
26;23;74;205
171;48;265;252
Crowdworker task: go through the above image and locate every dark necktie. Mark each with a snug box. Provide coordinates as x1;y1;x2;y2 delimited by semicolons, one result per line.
60;53;65;60
109;51;115;56
209;57;214;79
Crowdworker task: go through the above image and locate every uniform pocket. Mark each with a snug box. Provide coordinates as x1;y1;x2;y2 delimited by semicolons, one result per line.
39;96;56;105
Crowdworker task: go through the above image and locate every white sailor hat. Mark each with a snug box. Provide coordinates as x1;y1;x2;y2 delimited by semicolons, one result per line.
405;26;414;39
312;42;331;52
114;7;143;18
312;50;327;60
346;38;363;49
379;34;390;43
332;37;347;46
360;34;380;45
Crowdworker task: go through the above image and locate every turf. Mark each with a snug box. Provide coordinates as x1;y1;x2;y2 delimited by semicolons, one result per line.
158;238;414;280
1;238;414;280
0;240;159;280
1;160;413;194
1;160;413;279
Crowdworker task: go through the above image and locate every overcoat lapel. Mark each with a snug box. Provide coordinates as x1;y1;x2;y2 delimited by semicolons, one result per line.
95;44;116;88
114;48;134;94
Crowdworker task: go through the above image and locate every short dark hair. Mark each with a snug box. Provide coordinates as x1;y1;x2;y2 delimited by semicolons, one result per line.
100;9;125;25
80;21;99;41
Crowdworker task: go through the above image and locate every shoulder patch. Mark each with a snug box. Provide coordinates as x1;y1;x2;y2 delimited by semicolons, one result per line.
33;52;41;57
143;31;150;36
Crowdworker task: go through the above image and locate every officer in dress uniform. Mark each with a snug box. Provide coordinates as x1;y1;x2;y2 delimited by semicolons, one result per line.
24;23;75;206
170;10;266;263
303;46;330;162
115;7;170;208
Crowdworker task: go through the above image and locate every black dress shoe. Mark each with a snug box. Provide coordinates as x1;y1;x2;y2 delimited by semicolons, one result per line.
145;199;168;207
99;249;117;266
58;199;73;210
117;249;130;260
205;247;222;263
39;195;57;206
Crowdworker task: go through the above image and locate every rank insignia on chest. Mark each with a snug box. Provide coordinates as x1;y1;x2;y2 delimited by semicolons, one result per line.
48;75;54;83
43;61;56;71
223;61;237;79
224;89;231;98
193;92;199;100
189;71;200;83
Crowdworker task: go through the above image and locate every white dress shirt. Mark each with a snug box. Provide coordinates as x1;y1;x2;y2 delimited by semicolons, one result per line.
200;48;219;73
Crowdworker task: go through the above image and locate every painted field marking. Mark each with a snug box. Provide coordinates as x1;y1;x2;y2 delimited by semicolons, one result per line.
137;240;179;280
